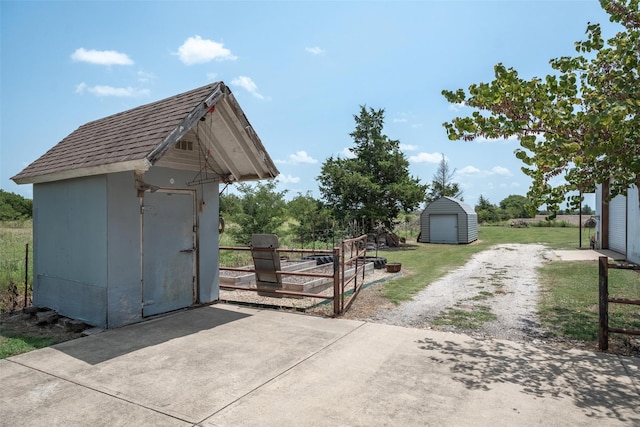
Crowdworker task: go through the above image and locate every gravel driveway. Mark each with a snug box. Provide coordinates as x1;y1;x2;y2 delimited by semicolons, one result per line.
369;244;553;342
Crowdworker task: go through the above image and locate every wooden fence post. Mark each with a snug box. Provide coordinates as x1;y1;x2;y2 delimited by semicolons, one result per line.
598;256;609;351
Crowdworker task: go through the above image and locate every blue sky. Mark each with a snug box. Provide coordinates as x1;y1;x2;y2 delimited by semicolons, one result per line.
1;1;619;209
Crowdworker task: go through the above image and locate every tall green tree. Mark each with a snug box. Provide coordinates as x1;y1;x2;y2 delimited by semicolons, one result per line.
287;192;333;245
318;106;428;232
229;181;287;245
442;0;639;214
219;192;242;218
0;190;32;221
499;195;533;219
426;154;463;202
475;195;500;223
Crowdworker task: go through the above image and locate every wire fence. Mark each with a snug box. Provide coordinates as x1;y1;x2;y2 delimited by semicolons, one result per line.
0;243;32;313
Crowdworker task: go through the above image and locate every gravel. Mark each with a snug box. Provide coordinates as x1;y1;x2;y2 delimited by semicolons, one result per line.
367;244;554;342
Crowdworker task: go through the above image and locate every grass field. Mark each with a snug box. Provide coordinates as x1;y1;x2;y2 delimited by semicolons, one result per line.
538;262;640;341
1;221;638;359
0;221;33;313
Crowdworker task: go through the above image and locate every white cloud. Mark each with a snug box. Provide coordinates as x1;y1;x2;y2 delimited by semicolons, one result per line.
289;151;317;164
399;144;418;151
206;72;219;81
305;46;326;55
457;165;513;177
458;166;481;175
499;181;521;189
277;174;300;184
71;48;133;66
448;102;465;112
393;112;422;128
75;82;149;97
340;147;356;159
137;70;155;83
231;76;265;99
491;166;512;176
275;150;319;165
408;152;442;164
176;35;237;65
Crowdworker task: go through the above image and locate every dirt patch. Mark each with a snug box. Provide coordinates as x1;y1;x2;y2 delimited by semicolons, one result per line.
0;310;86;350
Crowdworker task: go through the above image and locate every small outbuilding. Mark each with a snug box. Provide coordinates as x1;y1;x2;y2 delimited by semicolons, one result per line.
418;197;478;244
11;82;279;328
594;181;640;264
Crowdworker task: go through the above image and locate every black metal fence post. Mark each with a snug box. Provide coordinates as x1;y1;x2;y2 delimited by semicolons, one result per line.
24;243;29;308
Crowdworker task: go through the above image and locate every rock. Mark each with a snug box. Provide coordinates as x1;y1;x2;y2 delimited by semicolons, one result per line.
82;327;104;336
35;310;58;325
58;318;87;332
22;306;39;315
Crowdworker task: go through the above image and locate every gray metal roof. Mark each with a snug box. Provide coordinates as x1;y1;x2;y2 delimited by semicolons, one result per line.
12;82;279;185
424;196;476;215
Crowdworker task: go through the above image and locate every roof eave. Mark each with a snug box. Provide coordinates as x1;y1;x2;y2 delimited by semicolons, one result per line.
147;83;224;165
12;159;152;185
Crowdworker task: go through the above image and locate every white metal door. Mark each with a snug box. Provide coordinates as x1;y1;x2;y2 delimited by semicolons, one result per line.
429;214;458;244
608;194;626;255
142;190;196;317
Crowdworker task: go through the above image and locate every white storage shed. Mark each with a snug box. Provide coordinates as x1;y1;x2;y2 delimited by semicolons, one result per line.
419;197;478;244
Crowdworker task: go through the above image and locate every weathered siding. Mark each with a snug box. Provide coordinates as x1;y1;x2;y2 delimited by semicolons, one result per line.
106;171;143;327
144;167;220;305
33;176;108;327
32;167;221;329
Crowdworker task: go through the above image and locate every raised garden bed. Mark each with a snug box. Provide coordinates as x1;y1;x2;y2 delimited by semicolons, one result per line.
220;259;316;288
220;260;374;296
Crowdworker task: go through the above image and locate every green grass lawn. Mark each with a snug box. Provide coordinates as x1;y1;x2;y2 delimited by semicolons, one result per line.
380;225;639;345
380;225;584;303
0;334;55;359
538;262;640;341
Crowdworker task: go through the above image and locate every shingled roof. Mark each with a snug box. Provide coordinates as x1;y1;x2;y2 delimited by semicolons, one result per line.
12;82;279;185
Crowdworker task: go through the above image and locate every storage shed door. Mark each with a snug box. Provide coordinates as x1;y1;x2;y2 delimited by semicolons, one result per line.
142;190;196;317
608;194;626;255
430;214;458;243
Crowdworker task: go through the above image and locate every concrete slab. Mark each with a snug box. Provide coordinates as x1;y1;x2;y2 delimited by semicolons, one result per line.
2;304;639;426
552;249;626;262
0;359;188;426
